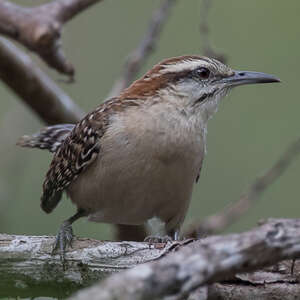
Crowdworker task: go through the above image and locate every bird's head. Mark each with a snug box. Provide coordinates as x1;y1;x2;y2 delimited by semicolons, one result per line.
120;55;280;121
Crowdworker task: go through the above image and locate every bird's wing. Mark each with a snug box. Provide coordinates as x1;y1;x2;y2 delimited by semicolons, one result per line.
40;98;126;213
41;97;141;213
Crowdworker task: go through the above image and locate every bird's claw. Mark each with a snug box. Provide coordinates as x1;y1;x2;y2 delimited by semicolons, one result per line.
52;222;74;266
291;259;296;275
144;235;173;243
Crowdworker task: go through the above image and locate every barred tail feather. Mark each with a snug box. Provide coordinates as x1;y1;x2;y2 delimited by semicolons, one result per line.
17;124;75;153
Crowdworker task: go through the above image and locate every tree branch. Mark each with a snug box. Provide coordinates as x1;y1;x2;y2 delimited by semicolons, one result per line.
2;220;300;299
205;274;300;300
71;219;300;300
184;136;300;237
0;0;103;75
0;234;171;298
0;37;84;124
54;0;104;23
108;0;177;98
199;0;227;63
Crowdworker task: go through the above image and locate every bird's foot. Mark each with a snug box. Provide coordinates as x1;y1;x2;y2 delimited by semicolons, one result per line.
52;221;74;266
144;235;173;243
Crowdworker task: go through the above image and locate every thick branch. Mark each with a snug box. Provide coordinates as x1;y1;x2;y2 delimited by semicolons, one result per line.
185;136;300;237
2;219;300;299
0;38;83;124
0;234;170;298
108;0;177;97
0;0;103;75
54;0;104;23
207;278;300;300
71;219;300;300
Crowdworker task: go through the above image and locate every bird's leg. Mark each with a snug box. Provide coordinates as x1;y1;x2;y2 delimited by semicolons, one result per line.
52;208;87;264
291;259;296;275
144;235;173;243
170;228;180;241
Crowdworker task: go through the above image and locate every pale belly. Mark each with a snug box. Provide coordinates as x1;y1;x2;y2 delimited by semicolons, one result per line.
67;106;205;232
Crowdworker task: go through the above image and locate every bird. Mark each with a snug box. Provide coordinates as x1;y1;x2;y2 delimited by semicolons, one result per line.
17;55;280;261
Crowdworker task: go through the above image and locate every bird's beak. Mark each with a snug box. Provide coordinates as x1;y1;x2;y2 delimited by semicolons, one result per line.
221;70;280;87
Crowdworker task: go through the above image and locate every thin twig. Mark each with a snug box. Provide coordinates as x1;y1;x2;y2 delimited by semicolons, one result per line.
0;0;103;76
108;0;177;98
200;0;227;63
184;137;300;237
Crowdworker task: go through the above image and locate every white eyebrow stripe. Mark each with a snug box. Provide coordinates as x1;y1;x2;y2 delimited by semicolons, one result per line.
159;59;210;74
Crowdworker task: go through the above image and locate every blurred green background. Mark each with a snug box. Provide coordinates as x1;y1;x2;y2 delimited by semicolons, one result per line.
0;0;299;241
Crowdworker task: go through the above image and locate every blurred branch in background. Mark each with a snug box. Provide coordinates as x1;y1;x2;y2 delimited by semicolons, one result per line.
108;0;177;98
0;38;84;124
0;0;104;76
200;0;227;63
185;136;300;238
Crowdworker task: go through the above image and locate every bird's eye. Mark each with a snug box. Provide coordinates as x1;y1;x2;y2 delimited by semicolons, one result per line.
195;67;210;79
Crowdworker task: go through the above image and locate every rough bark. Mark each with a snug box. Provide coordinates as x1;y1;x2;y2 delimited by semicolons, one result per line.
0;233;170;298
71;218;300;300
2;219;300;299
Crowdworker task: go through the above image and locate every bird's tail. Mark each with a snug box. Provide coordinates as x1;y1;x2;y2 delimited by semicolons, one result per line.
17;124;75;153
